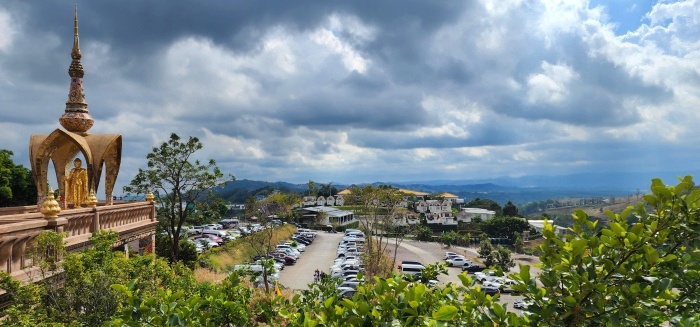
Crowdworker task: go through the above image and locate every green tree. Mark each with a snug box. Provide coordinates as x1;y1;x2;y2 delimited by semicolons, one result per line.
347;185;407;277
502;200;519;217
513;231;524;254
245;193;298;292
156;234;199;269
307;179;317;196
0;150;37;207
440;230;458;248
415;225;432;241
479;216;530;238
244;195;257;220
319;182;336;197
195;197;230;223
514;176;700;325
123;133;229;263
478;236;494;261
493;245;515;272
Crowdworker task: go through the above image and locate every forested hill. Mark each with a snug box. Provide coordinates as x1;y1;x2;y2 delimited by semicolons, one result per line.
212;178;636;206
213;179;309;203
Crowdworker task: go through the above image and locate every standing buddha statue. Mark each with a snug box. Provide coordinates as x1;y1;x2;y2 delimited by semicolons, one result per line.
66;158;88;207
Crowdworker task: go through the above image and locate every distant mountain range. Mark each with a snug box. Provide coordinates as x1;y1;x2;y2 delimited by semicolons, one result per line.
214;170;700;205
398;170;700;191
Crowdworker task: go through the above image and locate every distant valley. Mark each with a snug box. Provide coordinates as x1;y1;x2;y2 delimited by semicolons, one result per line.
213;170;699;205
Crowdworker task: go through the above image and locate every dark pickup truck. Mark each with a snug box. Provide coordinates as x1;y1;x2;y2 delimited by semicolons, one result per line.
462;264;487;273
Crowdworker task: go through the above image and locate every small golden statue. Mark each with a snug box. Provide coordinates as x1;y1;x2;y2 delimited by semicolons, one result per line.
66;158;88;207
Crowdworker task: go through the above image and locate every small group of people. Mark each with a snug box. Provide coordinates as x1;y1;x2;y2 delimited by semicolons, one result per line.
313;269;327;283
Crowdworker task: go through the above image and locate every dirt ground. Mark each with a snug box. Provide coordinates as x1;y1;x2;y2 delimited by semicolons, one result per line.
386;238;542;285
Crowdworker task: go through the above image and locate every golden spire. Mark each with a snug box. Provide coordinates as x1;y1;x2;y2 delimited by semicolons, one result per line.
59;3;94;135
72;4;81;60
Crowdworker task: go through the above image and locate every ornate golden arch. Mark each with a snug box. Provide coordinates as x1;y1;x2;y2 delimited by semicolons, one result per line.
29;129;121;206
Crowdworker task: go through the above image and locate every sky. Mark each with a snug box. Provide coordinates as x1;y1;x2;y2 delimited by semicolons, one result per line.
0;0;699;196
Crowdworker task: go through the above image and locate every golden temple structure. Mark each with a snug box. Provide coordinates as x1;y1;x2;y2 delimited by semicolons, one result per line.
29;5;122;208
0;5;157;285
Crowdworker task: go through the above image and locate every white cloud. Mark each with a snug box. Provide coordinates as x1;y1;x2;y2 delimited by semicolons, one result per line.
4;1;700;188
311;29;369;73
0;10;16;52
527;62;579;104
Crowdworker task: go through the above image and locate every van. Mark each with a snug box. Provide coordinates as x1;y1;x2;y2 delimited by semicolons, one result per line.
401;264;425;277
220;218;239;228
202;229;229;238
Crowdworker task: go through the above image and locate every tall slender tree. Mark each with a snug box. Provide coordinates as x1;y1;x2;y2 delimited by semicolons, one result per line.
123;133;229;262
307;180;317;197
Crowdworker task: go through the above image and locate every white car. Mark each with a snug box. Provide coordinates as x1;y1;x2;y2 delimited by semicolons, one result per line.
485;278;517;288
194;238;218;248
474;271;498;283
276;247;300;259
444;251;458;260
284;242;305;252
446;257;472;267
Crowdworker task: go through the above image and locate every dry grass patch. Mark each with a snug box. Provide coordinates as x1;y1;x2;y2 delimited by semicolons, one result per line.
198;225;297;273
193;268;228;283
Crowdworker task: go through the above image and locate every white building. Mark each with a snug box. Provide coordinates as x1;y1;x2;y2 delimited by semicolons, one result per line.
296;206;356;226
528;220;567;237
302;196;317;207
456;208;496;223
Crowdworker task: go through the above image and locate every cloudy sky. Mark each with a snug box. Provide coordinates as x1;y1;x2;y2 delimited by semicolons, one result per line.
1;0;698;195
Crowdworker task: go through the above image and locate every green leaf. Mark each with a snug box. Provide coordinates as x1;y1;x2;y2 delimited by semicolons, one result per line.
519;265;531;284
432;305;458;321
324;297;334;308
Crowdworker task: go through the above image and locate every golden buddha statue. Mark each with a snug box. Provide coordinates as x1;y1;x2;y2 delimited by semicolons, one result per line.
66;158;88;207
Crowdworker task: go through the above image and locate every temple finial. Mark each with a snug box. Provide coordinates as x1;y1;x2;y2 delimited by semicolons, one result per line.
72;4;81;59
60;3;94;135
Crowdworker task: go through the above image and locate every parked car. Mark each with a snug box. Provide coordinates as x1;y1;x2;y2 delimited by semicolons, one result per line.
398;260;424;269
462;264;487;273
332;269;361;278
513;299;531;309
400;264;425;278
446;257;472;267
219;218;239;228
202;230;233;242
292;236;312;245
484;278;517;289
271;252;297;265
195;234;224;245
194;238;218;248
204;224;222;230
190;226;205;235
444;251;458;260
338;287;356;299
481;286;500;296
474;270;499;283
338;281;360;289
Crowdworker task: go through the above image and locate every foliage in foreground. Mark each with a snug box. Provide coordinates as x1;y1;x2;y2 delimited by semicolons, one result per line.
1;177;699;326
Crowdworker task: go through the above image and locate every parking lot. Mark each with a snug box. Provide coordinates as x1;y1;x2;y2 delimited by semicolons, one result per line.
279;231;344;290
277;231;540;312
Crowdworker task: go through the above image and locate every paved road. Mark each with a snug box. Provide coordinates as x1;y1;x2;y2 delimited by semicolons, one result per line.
280;233;537;313
279;231;343;290
388;238;537;312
